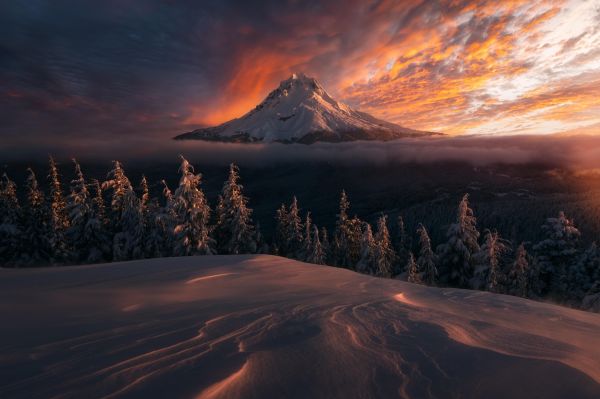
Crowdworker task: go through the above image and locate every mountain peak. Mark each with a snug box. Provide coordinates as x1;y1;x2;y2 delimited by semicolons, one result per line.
175;74;441;144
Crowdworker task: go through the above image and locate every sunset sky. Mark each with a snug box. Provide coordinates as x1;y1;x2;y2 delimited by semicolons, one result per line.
1;0;599;144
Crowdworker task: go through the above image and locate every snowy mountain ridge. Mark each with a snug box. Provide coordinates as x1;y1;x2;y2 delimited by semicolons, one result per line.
175;73;440;144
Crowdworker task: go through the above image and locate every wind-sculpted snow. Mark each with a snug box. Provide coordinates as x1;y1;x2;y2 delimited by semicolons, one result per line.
1;255;599;398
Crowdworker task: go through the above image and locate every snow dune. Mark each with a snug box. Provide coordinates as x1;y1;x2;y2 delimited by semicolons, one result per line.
1;255;599;398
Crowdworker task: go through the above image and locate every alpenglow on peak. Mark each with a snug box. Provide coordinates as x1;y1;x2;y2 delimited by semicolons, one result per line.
175;73;440;144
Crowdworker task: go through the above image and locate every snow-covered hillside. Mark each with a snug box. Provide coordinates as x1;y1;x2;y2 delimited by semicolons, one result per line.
175;73;439;143
1;255;599;398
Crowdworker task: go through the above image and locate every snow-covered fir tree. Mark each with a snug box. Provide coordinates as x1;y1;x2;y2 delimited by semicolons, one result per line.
506;243;530;297
301;211;312;260
305;224;325;265
416;223;437;285
472;230;510;293
437;194;480;288
144;180;176;258
533;211;580;298
171;156;214;256
395;215;410;275
84;179;112;262
47;157;70;263
320;226;330;263
406;252;422;284
373;215;395;278
566;243;599;305
214;164;256;254
66;160;97;263
274;203;289;256
103;161;143;261
0;173;21;266
333;191;362;268
21;168;53;265
357;222;377;274
286;196;304;258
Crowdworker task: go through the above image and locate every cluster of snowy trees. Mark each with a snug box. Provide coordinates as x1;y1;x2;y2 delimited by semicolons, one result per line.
1;159;599;312
272;192;600;313
0;157;260;268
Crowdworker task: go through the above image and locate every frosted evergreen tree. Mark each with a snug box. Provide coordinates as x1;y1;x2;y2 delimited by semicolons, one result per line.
395;215;410;275
66;160;96;263
357;222;377;274
373;215;396;278
533;211;580;298
566;243;599;305
47;157;70;262
0;173;21;266
416;223;437;285
472;230;509;293
333;191;362;268
506;243;530;297
21;168;53;265
84;179;111;262
320;226;330;264
171;156;214;256
214;164;256;254
103;161;143;261
301;212;312;260
437;194;480;288
284;196;303;259
407;252;422;284
145;180;176;258
306;224;325;265
274;203;289;256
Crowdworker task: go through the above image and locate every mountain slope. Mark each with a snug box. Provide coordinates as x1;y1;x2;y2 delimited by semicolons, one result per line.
175;73;440;144
1;255;599;398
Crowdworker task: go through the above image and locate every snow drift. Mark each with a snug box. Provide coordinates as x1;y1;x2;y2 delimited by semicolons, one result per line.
1;255;599;398
174;73;438;143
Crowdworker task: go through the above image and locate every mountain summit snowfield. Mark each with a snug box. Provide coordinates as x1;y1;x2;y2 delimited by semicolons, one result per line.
1;255;599;398
175;73;439;143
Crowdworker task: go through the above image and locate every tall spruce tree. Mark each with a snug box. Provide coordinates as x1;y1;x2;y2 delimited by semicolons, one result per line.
85;179;111;262
214;164;256;254
374;215;395;278
333;191;362;268
406;252;422;284
66;160;95;263
533;211;580;298
171;156;214;256
285;196;303;259
21;168;53;265
103;161;143;261
566;243;599;305
47;157;70;262
472;230;510;293
506;243;530;297
306;224;325;265
301;211;312;260
357;222;377;274
274;203;289;256
416;223;437;285
437;194;480;288
395;215;410;275
0;173;21;266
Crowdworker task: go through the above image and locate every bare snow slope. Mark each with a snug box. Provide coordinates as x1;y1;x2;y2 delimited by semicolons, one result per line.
174;73;439;143
1;255;600;399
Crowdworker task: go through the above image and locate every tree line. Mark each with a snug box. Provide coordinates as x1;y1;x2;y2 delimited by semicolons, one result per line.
1;157;599;312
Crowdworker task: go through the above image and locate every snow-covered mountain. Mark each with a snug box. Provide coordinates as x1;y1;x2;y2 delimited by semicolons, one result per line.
175;73;440;144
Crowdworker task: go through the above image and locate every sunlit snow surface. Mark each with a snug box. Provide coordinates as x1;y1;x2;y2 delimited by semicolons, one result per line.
1;255;599;398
